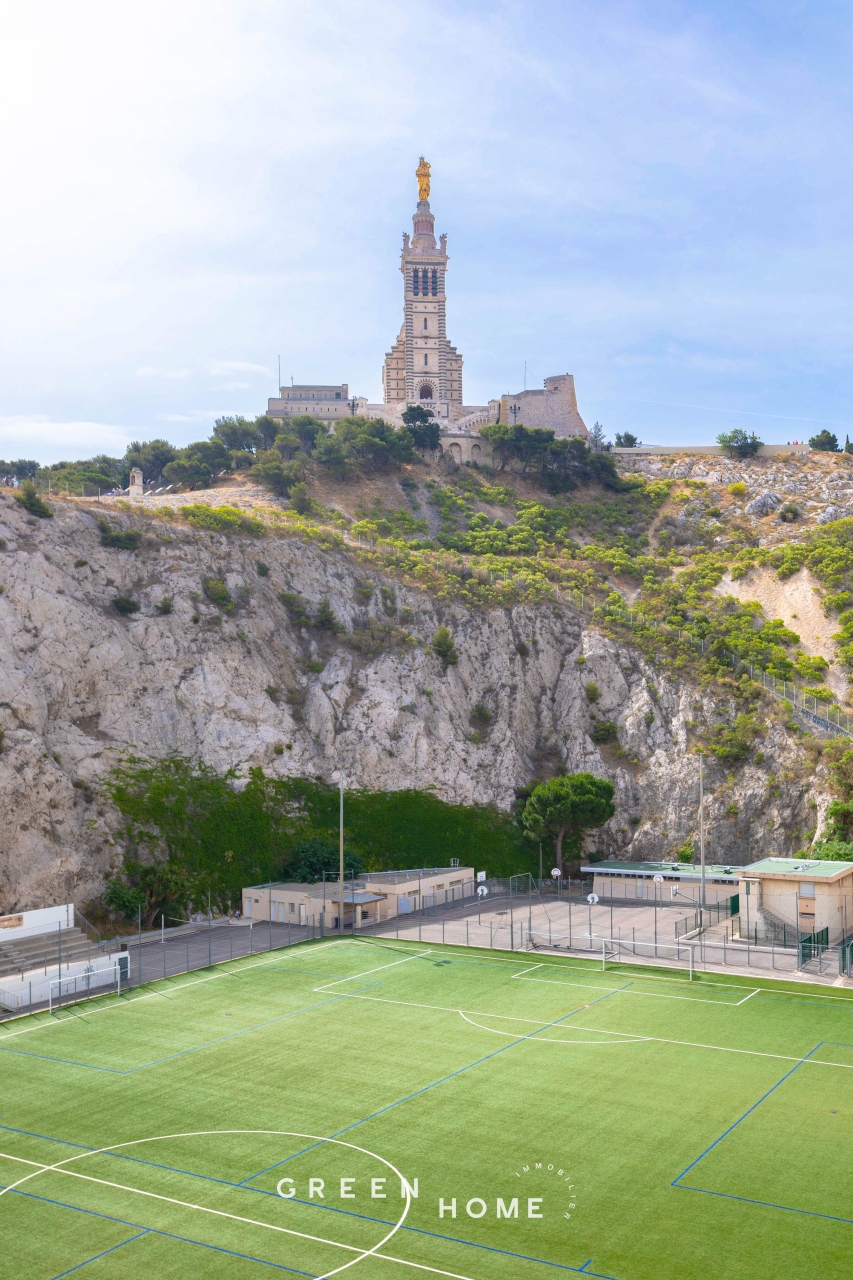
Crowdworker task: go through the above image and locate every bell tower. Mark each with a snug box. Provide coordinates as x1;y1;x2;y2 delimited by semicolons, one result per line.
382;159;463;414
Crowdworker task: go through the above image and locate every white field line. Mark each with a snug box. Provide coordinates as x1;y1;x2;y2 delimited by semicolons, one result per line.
0;938;367;1045
313;949;434;992
355;938;853;1006
0;1142;477;1280
514;973;744;1006
457;1011;649;1046
0;1128;416;1280
734;989;762;1006
333;991;853;1072
511;962;543;978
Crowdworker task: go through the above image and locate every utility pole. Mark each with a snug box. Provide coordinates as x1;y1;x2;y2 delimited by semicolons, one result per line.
699;753;707;912
339;769;345;934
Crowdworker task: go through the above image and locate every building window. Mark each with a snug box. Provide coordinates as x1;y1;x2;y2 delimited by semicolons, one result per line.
423;318;428;330
431;269;438;296
412;269;420;296
424;355;428;366
290;901;295;913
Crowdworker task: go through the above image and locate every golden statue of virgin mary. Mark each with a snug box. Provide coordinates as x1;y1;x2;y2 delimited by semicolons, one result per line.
416;156;431;201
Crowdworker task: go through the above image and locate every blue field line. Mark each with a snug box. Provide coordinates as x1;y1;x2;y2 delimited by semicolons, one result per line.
2;1179;621;1278
0;1123;611;1275
671;1042;823;1186
674;1183;853;1227
2;1185;317;1276
0;995;347;1076
240;982;634;1186
48;1230;149;1278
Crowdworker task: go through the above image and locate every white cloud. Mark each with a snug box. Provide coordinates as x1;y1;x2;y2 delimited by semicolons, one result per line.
0;417;134;464
0;1;852;445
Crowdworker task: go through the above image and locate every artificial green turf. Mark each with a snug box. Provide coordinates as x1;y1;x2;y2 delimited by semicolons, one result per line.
1;938;852;1280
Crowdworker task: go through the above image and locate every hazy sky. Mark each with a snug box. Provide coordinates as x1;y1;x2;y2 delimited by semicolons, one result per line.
2;0;853;462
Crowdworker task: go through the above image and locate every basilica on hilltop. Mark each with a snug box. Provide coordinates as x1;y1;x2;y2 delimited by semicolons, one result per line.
268;161;588;455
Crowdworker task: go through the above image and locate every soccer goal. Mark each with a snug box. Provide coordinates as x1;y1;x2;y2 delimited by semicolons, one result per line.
526;930;696;979
48;961;125;1013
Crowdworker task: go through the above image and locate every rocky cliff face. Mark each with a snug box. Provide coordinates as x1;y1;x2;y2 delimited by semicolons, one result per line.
0;495;824;911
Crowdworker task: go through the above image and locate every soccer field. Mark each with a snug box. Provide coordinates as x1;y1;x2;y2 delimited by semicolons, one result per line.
1;938;852;1280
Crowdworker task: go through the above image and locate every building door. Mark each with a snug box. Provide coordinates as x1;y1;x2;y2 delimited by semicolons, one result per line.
299;905;307;925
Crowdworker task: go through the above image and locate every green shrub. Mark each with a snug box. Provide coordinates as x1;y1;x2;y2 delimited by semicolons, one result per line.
676;836;695;863
585;681;601;703
727;482;747;496
256;562;269;577
431;625;458;666
589;719;618;744
515;640;529;658
313;597;345;632
113;596;140;616
74;558;88;568
98;519;140;549
13;480;52;519
717;429;762;458
706;714;762;763
274;743;285;755
779;504;800;523
288;482;313;514
203;578;230;606
181;505;264;536
470;701;493;729
154;597;173;615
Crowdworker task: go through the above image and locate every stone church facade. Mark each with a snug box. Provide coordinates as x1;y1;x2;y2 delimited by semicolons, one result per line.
268;161;588;449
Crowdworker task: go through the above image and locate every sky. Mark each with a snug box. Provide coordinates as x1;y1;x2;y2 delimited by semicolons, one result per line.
2;0;853;463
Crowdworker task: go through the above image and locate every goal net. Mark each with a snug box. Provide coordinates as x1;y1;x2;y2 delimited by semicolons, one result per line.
526;931;695;978
48;961;125;1013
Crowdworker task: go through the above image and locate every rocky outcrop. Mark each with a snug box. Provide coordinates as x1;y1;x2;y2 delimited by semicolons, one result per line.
0;496;823;911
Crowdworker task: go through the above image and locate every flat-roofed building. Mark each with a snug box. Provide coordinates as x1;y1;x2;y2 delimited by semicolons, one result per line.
268;384;367;422
737;857;853;945
242;867;474;931
582;860;739;906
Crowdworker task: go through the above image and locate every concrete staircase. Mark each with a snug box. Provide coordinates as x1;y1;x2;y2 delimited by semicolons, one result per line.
0;928;98;979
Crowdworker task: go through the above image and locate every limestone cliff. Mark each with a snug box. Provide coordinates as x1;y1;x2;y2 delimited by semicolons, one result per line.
0;494;824;911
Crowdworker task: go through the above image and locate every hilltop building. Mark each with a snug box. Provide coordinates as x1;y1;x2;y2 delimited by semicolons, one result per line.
267;161;588;447
499;374;588;439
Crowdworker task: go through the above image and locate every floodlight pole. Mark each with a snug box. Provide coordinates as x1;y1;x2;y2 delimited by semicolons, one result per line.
339;769;345;935
699;754;707;913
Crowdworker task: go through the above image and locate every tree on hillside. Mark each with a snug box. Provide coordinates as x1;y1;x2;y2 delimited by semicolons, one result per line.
521;773;615;871
614;432;641;448
11;459;39;479
809;429;840;452
163;454;212;490
402;404;441;452
213;417;262;453
248;451;303;496
588;422;609;452
717;429;763;458
125;440;179;484
287;839;363;882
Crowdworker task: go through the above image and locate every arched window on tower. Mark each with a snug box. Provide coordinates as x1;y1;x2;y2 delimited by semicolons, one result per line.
412;269;420;296
431;269;438;296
